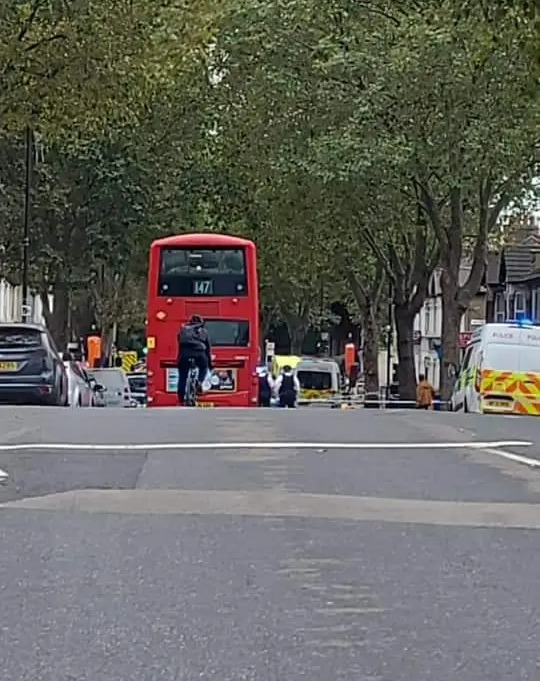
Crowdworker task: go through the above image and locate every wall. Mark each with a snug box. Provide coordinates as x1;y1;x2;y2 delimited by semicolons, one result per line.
412;267;487;390
0;279;49;324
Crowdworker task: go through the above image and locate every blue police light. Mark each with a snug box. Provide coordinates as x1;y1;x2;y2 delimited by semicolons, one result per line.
507;317;533;327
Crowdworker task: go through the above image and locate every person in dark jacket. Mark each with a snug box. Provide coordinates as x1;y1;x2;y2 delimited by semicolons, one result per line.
177;315;212;404
258;368;273;407
273;365;300;408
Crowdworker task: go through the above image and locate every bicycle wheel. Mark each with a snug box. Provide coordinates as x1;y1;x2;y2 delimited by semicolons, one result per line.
184;364;197;407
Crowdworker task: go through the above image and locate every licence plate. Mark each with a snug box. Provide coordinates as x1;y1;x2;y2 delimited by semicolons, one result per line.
0;361;17;371
487;401;511;408
196;402;214;408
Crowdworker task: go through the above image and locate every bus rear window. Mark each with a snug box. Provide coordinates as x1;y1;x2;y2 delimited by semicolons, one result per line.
158;247;247;296
206;320;249;347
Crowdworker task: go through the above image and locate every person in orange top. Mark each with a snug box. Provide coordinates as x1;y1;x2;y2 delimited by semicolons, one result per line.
416;374;435;409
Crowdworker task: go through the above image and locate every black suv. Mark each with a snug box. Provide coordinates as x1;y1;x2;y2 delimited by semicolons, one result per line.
0;323;68;405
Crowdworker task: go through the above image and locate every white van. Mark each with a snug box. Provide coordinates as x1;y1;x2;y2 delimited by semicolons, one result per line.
450;321;540;415
87;368;133;407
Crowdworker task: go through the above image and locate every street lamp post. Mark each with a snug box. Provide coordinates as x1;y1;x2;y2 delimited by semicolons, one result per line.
21;126;33;322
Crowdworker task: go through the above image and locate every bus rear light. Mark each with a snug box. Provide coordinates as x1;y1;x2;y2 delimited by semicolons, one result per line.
147;370;154;377
156;311;167;320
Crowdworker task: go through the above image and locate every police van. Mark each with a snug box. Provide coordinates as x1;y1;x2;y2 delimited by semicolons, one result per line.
450;320;540;415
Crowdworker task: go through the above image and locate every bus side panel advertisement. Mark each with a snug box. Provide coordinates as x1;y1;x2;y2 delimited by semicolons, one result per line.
166;368;237;393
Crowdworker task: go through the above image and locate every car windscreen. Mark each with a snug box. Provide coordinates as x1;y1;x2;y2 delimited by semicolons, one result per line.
0;327;42;348
297;370;332;390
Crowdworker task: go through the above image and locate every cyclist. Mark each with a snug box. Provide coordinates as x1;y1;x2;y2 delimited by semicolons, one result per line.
176;314;212;404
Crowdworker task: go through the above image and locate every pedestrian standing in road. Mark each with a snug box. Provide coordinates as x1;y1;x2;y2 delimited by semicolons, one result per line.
258;368;273;407
274;365;300;408
416;374;435;409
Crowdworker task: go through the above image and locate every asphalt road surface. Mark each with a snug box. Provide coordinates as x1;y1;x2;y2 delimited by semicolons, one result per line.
1;407;539;680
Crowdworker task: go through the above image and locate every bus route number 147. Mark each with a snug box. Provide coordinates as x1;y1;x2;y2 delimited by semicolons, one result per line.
193;280;213;295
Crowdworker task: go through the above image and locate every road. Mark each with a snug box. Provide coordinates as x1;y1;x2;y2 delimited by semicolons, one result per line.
0;407;539;680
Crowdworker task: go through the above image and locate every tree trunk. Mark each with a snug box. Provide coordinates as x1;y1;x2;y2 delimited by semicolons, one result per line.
439;272;464;401
362;306;379;394
260;307;275;357
289;323;307;354
41;284;69;349
393;302;417;402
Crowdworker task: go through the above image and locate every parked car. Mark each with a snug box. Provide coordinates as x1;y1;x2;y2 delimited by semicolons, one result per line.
126;372;146;406
0;323;68;405
63;359;96;407
87;368;133;407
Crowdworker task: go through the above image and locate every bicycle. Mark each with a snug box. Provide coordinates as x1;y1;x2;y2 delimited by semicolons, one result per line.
184;358;199;407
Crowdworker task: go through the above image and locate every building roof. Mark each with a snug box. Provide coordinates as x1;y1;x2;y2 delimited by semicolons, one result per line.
502;246;534;283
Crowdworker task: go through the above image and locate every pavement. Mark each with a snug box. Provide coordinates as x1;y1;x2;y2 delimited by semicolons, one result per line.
0;406;539;680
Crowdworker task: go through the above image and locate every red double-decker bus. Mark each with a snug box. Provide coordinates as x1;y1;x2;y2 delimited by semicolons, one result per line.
146;233;260;407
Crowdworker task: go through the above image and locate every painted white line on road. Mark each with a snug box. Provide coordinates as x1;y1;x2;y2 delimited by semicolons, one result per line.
0;468;8;480
0;440;533;451
482;447;540;468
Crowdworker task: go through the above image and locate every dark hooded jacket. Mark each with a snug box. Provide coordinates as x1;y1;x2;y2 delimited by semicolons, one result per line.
177;321;211;364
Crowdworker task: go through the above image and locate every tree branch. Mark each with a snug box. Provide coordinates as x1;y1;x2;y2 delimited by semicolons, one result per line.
18;0;46;41
360;223;396;284
412;175;447;250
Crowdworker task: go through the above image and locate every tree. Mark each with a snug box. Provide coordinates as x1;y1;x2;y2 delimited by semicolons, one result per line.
208;0;440;397
364;2;539;397
243;0;538;399
0;58;213;346
0;0;219;138
346;260;386;394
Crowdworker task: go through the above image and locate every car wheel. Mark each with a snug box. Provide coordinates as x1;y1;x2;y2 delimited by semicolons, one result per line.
464;397;469;413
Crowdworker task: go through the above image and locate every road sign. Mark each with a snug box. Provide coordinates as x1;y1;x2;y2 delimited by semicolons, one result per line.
264;341;275;365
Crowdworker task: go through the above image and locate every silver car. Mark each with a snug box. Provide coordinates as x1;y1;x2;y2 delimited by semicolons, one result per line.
63;361;94;407
87;368;133;407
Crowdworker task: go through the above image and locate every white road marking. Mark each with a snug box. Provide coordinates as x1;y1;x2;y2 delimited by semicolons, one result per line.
0;440;534;451
0;440;533;451
0;468;8;480
482;447;540;468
